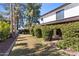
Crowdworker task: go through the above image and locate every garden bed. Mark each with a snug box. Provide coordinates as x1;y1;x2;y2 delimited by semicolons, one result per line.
0;33;17;56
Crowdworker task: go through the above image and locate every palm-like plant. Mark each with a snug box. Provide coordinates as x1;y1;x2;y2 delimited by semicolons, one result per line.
18;4;27;28
26;3;42;27
14;3;20;30
26;3;41;34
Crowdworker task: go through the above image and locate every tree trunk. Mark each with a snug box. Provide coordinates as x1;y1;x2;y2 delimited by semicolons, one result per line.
10;3;13;33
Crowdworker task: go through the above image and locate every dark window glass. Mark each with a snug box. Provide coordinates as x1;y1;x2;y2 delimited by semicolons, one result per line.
56;9;64;20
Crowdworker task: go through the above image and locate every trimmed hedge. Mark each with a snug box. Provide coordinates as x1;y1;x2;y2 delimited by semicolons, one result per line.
41;26;54;41
32;21;79;51
0;21;10;41
57;37;79;51
31;29;35;36
35;28;42;38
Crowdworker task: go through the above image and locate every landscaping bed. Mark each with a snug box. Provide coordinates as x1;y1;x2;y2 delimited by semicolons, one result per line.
10;34;69;56
30;21;79;52
0;32;17;56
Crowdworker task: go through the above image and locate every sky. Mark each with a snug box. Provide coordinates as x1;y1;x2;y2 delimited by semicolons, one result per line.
0;3;64;15
40;3;64;15
0;4;7;12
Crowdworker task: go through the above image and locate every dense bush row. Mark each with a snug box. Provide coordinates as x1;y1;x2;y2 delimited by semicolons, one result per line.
0;21;10;41
31;21;79;51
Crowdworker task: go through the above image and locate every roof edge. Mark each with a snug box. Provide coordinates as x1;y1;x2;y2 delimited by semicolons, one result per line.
40;3;71;18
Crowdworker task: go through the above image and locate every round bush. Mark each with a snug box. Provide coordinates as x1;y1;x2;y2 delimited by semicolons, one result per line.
43;29;53;41
35;28;42;38
31;29;35;36
0;21;10;41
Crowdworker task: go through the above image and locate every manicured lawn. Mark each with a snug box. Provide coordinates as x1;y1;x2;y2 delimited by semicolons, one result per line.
9;34;69;56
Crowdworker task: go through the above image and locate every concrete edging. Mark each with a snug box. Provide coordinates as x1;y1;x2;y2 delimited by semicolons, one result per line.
0;36;17;56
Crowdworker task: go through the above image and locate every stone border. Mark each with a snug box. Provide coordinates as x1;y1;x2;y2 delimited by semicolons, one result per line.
4;37;17;56
0;35;18;56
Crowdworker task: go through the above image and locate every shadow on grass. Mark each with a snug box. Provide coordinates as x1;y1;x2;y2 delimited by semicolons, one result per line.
9;43;69;56
9;48;36;56
34;43;44;49
17;36;27;39
17;39;27;41
15;43;28;47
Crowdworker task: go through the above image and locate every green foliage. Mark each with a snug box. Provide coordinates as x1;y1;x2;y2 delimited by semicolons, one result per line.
41;26;50;38
33;21;79;51
57;37;79;51
34;25;54;41
35;29;42;38
0;21;10;41
35;28;42;38
31;29;35;36
26;3;42;26
42;28;54;41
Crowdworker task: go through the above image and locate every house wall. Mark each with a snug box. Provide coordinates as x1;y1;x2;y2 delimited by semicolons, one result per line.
39;3;79;24
39;14;56;23
43;14;56;23
64;3;79;18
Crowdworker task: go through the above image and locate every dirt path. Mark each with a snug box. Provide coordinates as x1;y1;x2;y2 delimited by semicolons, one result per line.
10;34;39;52
9;34;69;56
16;34;39;48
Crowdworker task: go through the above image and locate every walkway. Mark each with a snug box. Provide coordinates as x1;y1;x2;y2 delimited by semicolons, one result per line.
9;34;69;56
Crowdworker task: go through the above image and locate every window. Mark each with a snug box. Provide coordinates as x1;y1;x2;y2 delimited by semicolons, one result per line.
56;9;64;20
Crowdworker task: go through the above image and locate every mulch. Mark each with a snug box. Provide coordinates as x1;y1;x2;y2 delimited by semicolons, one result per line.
0;33;17;55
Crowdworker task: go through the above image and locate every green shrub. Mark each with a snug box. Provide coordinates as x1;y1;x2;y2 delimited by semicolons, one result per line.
0;21;10;41
35;28;42;38
34;21;79;51
41;26;54;41
31;29;35;36
57;37;79;51
57;40;66;49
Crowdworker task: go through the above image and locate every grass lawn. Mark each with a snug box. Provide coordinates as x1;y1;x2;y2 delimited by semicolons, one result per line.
9;34;69;56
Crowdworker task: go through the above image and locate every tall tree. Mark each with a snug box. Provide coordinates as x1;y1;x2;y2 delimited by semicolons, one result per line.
25;3;42;34
26;3;42;27
14;3;20;30
18;4;27;28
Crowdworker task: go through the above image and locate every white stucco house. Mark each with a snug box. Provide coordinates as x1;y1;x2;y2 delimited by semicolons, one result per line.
39;3;79;24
